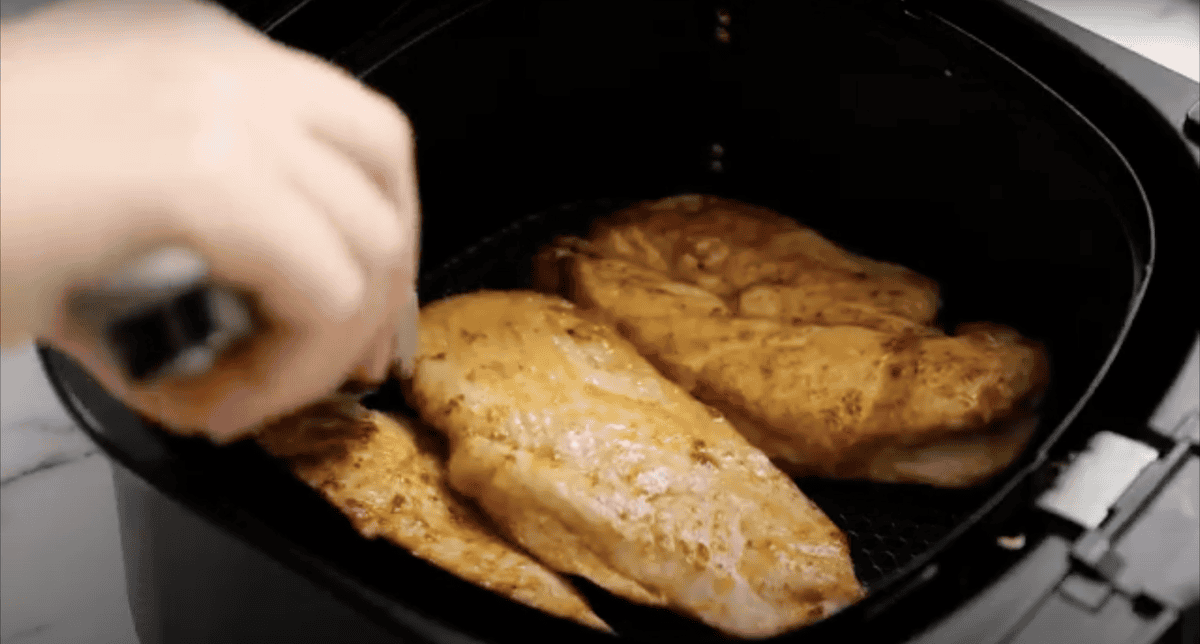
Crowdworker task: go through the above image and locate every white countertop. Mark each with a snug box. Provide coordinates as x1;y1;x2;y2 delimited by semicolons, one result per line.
1;345;138;644
1033;0;1199;82
1;2;1196;644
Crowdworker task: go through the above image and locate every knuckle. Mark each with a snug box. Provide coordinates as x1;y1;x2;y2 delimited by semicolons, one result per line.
391;107;415;141
340;268;369;312
376;97;414;157
185;127;253;188
367;212;411;271
325;275;367;324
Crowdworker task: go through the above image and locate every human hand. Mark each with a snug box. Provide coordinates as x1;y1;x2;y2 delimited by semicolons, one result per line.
0;0;420;442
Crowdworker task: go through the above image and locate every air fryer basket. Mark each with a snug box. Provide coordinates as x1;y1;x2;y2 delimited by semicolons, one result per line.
38;0;1190;642
401;197;1035;593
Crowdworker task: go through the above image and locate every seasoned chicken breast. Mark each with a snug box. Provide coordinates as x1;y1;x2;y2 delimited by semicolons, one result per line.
535;194;940;335
535;195;1049;487
408;291;865;638
254;397;610;632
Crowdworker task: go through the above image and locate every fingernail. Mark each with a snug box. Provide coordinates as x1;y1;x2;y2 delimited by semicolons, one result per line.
393;287;419;378
371;336;393;382
329;267;367;322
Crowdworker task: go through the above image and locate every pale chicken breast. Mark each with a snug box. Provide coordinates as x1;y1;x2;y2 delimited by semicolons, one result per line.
535;196;1049;488
254;397;610;632
407;291;864;638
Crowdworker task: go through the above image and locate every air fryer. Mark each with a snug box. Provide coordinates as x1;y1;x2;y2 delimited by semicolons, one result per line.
38;0;1200;643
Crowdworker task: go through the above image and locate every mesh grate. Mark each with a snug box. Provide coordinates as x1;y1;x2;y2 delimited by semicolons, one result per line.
798;478;981;589
413;198;995;594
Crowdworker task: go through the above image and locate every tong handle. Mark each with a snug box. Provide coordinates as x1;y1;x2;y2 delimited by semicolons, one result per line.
70;247;258;383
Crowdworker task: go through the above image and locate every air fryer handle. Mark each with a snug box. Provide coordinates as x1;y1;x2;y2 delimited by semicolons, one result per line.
69;247;258;383
910;413;1200;644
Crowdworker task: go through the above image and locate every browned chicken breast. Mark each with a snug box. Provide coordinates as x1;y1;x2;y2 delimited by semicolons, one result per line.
535;195;1049;487
254;397;610;632
408;291;865;638
536;193;941;335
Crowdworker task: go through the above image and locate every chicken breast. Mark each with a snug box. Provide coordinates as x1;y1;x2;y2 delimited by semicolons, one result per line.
535;195;1049;487
254;397;610;632
407;291;864;638
535;194;940;334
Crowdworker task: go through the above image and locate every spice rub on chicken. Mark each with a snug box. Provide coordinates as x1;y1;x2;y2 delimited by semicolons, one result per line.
535;195;1049;487
255;397;610;632
407;291;864;638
